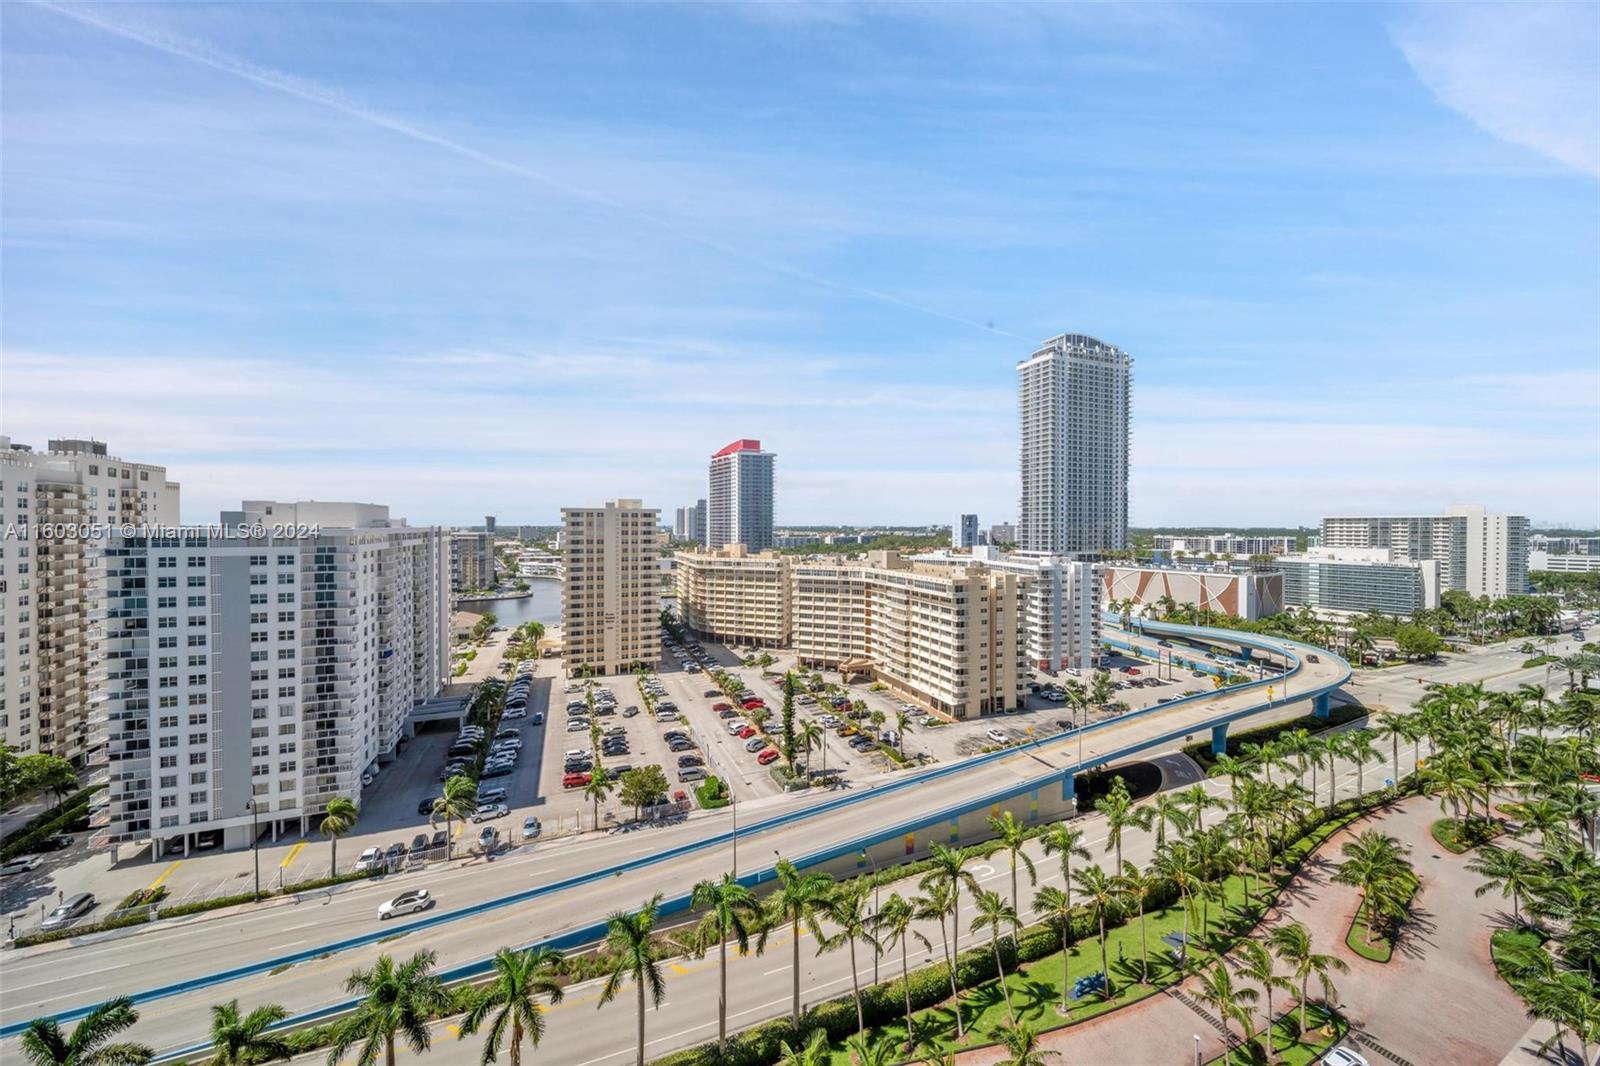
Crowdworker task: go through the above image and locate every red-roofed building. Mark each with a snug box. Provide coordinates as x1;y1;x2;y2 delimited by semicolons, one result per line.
708;439;775;551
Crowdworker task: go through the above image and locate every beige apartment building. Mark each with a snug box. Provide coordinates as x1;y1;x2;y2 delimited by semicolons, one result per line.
676;548;1026;719
1;437;180;763
674;545;791;647
562;499;660;675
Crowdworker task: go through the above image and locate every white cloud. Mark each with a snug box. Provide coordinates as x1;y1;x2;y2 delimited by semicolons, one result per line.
1392;3;1600;177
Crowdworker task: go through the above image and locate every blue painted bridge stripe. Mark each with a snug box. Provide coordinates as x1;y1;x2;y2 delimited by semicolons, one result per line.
17;622;1348;1046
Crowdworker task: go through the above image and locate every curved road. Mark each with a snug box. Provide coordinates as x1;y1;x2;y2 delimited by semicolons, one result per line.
1;623;1349;1056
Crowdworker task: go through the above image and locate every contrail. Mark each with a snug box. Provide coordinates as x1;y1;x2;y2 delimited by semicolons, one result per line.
38;2;1018;340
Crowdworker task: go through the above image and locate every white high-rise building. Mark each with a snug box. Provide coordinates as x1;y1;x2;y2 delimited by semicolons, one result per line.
707;439;774;551
562;499;661;675
1017;334;1132;554
449;530;494;591
1;438;181;762
92;502;449;856
954;514;980;549
674;499;707;544
1320;505;1528;598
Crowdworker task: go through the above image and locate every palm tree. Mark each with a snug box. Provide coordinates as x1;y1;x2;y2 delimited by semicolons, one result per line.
1145;792;1191;849
1235;940;1294;1061
1071;865;1118;1000
1036;816;1088;902
1332;831;1414;946
823;881;876;1037
1341;730;1381;799
776;1028;829;1066
908;881;964;1040
1095;776;1144;870
21;997;153;1066
432;775;479;861
1033;885;1076;1016
1152;843;1203;966
796;720;824;773
1466;846;1542;926
843;1032;896;1066
971;889;1022;1023
920;843;979;1015
994;1020;1056;1065
207;1000;291;1065
1178;783;1225;835
893;710;912;753
457;947;565;1066
583;769;614;830
597;895;667;1066
319;798;359;878
1114;862;1157;983
1268;922;1346;1033
690;874;765;1049
870;893;931;1051
767;859;833;1026
988;811;1038;915
328;951;449;1066
1194;961;1257;1065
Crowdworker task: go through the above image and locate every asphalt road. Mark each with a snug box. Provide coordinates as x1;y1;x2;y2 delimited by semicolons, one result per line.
1;640;1350;1054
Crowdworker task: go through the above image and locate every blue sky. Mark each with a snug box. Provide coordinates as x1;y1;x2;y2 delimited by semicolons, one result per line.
3;2;1596;528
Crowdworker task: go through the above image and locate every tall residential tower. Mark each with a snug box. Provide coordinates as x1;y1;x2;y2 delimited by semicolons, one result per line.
561;499;661;675
1017;334;1131;555
707;439;775;551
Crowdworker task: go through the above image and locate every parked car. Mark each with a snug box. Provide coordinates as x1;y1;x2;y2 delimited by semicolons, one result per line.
726;719;749;735
668;737;695;752
471;803;509;822
622;705;639;717
408;833;430;857
736;726;756;739
756;747;780;765
476;787;508;805
744;736;768;752
0;855;43;876
677;754;704;768
502;707;527;719
429;830;448;851
712;702;732;712
522;816;541;839
478;826;499;852
678;766;708;783
567;719;589;732
563;772;592;789
39;892;96;932
986;727;1009;744
355;846;384;872
1319;1048;1370;1066
378;889;433;920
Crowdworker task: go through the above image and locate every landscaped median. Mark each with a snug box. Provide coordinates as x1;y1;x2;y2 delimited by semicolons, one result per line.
651;790;1397;1066
1200;1004;1346;1066
1429;815;1503;854
1343;871;1417;964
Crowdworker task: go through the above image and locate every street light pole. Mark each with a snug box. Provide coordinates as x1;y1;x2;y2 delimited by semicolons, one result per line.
246;800;261;899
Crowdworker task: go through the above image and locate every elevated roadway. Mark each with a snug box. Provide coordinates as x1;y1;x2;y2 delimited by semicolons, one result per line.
0;622;1349;1056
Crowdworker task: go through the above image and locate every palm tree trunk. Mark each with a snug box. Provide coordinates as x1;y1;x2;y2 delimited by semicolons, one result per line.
901;938;912;1050
991;931;1015;1022
1098;914;1112;998
511;1017;523;1066
848;935;863;1036
446;816;454;860
718;932;728;1047
791;917;801;1024
386;1035;397;1066
1263;987;1275;1059
1011;855;1019;916
330;838;338;877
937;912;962;1037
635;980;646;1066
1060;916;1071;1014
1138;903;1148;983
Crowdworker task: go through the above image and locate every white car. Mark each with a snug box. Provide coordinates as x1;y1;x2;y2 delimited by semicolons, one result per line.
377;889;433;920
471;803;509;822
502;707;527;719
1320;1049;1370;1066
354;846;384;872
986;727;1009;744
726;719;750;735
0;855;43;876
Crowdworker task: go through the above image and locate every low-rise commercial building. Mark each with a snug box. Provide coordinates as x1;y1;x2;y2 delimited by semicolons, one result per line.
1151;534;1297;557
1530;551;1600;574
1100;564;1284;621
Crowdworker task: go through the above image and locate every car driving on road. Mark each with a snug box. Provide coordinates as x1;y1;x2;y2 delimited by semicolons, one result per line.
377;889;433;920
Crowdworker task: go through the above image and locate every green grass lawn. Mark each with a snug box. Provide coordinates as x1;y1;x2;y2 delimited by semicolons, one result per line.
1430;816;1502;854
823;875;1271;1063
1203;1004;1345;1065
1344;872;1418;963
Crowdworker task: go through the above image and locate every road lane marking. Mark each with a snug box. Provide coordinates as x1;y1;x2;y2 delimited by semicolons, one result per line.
279;842;306;869
145;861;182;891
669;963;692;975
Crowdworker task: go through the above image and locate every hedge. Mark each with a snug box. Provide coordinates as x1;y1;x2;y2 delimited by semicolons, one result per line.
1;783;106;850
1182;705;1366;769
1;798;96;862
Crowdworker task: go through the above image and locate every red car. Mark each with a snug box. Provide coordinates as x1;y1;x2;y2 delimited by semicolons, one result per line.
741;699;765;710
712;702;732;712
756;748;780;765
1126;667;1142;676
562;772;591;789
737;726;756;739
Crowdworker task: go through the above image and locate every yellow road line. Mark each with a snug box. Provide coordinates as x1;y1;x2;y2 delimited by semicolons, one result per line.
146;861;182;891
279;842;306;869
670;963;692;975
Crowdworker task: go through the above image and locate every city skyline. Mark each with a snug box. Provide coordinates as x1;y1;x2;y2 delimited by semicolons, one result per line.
2;4;1595;527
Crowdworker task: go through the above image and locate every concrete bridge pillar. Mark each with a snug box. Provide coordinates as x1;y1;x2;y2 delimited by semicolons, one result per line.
1211;723;1229;756
1313;692;1332;720
1062;771;1077;807
1238;644;1254;661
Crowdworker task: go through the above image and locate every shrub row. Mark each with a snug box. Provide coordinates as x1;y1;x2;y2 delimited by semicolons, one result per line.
1;793;99;862
1;783;106;850
1182;705;1366;767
